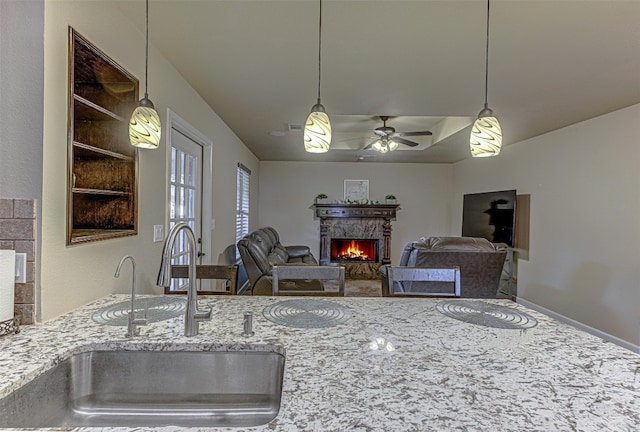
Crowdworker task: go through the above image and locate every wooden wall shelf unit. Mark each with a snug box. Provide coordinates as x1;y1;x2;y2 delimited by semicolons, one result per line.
67;28;139;245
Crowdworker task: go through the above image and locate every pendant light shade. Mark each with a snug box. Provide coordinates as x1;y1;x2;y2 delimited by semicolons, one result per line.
470;0;502;157
304;0;331;153
129;97;161;149
470;106;502;157
129;0;161;149
304;102;331;153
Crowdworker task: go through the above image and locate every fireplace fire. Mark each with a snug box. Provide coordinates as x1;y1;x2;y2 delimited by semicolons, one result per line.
331;239;378;263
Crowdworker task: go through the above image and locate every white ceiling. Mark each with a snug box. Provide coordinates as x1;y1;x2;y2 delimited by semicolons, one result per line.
114;0;640;163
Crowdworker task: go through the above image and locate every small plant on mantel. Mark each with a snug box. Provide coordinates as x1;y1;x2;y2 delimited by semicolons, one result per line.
315;193;329;204
385;194;397;204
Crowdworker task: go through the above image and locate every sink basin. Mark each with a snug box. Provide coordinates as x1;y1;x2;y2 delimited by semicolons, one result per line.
0;348;285;428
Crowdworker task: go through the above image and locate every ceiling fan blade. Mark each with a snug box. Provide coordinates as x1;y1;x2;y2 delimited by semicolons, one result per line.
399;131;433;137
362;139;378;150
393;137;419;147
373;129;387;137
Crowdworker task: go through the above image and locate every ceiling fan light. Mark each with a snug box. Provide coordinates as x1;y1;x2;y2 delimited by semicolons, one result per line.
388;140;399;151
470;115;502;157
129;97;161;149
304;109;331;153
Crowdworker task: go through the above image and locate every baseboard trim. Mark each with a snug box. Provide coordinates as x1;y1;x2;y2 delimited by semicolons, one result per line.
517;298;640;354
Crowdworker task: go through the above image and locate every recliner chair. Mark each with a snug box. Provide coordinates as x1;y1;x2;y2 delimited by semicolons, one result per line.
380;236;507;298
237;227;322;295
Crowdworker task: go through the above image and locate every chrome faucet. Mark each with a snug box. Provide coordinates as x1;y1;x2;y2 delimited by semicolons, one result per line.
114;255;148;338
157;223;212;336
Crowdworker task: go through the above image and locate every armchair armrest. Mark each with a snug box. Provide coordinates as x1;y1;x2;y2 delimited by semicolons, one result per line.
285;245;312;258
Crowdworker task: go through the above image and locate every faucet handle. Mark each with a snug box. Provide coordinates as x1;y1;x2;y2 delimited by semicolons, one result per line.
126;311;148;338
242;311;255;337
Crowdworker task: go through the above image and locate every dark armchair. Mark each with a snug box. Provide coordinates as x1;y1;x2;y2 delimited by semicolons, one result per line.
380;236;507;298
237;227;322;295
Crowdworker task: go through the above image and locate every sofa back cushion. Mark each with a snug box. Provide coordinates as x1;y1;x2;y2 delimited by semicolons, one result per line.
421;236;505;251
403;236;507;298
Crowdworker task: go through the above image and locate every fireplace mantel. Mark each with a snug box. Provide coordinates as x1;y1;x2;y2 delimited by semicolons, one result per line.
313;203;400;272
313;203;400;219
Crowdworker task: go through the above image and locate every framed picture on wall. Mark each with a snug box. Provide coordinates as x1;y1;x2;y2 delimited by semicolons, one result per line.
344;179;369;201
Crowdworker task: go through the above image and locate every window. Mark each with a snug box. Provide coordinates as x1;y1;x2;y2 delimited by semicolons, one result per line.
236;163;251;258
168;142;202;292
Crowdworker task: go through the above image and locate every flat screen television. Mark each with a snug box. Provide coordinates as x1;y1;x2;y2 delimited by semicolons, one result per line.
462;189;516;247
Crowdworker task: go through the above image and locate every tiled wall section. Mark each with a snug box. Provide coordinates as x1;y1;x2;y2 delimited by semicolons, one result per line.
0;198;36;325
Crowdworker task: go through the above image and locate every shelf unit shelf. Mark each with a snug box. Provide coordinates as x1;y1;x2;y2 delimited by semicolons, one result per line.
73;94;125;122
72;188;130;197
67;28;139;245
72;141;132;161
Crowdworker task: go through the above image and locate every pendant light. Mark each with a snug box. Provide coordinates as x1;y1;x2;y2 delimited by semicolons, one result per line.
470;0;502;157
129;0;161;149
304;0;331;153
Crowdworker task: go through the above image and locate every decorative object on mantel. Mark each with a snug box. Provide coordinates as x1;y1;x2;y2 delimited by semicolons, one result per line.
0;250;19;337
340;199;379;205
315;193;329;204
385;194;397;204
344;179;369;201
129;0;161;149
303;0;331;153
470;0;502;157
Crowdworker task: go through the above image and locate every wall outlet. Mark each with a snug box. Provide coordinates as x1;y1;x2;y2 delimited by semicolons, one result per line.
15;253;26;283
153;225;164;242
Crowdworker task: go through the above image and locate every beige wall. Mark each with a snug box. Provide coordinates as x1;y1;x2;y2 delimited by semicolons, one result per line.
0;0;44;200
258;162;453;263
452;104;640;347
41;1;258;321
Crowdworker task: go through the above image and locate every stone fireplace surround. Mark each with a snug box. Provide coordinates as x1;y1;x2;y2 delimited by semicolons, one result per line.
313;204;399;280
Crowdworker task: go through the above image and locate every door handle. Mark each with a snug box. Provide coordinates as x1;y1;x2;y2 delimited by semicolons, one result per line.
197;238;205;258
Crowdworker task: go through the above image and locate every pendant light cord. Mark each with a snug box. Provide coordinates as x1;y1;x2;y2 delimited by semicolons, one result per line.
144;0;150;99
483;0;490;108
316;0;322;103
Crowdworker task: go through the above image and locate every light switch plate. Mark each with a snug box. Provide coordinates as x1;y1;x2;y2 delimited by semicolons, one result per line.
15;253;26;283
153;225;164;242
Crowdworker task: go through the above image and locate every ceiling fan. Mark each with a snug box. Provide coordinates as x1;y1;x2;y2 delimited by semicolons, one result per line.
363;116;432;153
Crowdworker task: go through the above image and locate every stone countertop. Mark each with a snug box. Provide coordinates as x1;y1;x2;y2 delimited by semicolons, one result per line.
1;295;639;431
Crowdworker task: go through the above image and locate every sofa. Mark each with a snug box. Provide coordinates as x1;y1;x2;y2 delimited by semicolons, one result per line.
237;227;322;295
380;236;507;298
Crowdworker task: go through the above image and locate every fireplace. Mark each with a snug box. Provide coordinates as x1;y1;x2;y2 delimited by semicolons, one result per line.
313;203;400;279
331;239;378;263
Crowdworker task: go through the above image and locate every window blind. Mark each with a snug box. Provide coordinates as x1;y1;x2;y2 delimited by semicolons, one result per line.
236;164;251;250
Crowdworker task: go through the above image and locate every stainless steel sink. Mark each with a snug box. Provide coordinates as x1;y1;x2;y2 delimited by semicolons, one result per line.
0;348;285;428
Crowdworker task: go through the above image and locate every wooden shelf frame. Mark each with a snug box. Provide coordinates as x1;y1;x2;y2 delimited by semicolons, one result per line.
67;28;139;245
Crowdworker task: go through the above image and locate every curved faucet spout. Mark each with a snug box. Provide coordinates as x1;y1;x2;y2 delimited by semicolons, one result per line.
156;223;212;336
115;255;147;337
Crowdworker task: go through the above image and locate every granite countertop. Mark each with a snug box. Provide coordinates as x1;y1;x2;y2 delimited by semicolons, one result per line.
1;295;639;431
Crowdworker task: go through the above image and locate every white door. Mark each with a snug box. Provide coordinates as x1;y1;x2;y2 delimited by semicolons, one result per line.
169;126;205;292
